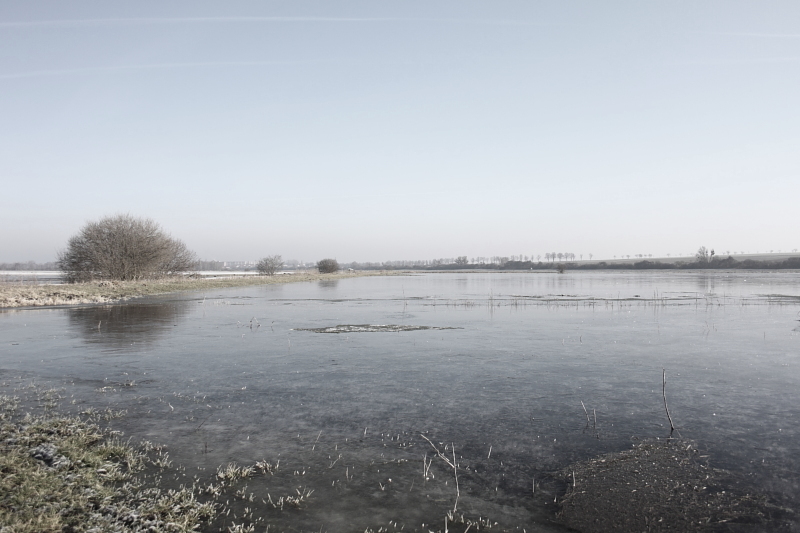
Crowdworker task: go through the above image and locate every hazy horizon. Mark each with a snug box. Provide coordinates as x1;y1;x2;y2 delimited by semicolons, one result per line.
2;1;799;263
2;248;798;268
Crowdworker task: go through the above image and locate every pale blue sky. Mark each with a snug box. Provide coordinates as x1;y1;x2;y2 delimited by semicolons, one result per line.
2;1;799;263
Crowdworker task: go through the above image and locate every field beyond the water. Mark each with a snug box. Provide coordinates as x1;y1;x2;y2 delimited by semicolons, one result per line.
0;271;399;308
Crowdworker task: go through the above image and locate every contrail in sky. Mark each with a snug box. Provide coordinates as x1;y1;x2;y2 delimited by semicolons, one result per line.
0;60;328;80
671;57;800;66
707;32;800;38
0;16;554;28
0;17;398;27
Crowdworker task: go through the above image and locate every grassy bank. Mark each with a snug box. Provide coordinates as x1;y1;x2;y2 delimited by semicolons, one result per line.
0;271;402;308
0;395;216;533
0;388;291;533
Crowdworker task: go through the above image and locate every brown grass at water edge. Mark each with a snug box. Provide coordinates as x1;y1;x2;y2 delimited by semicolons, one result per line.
0;270;406;308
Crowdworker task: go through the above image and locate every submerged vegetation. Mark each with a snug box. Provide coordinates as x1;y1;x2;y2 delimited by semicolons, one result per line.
294;324;462;333
0;334;793;533
0;385;513;533
2;389;786;533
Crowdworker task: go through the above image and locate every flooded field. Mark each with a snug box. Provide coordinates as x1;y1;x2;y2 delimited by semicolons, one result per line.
1;271;798;531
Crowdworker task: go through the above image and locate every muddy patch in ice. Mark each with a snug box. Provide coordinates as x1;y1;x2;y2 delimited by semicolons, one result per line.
557;439;791;532
294;324;462;333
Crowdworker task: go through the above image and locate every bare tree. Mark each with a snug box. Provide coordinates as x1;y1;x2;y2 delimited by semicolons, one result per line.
57;214;197;282
256;255;283;276
695;246;710;263
317;258;340;274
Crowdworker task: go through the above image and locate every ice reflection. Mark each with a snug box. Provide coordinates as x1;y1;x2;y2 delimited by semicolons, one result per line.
68;300;192;351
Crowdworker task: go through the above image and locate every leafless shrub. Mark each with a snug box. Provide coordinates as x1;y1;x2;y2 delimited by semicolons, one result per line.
256;255;283;276
316;258;340;274
57;214;197;282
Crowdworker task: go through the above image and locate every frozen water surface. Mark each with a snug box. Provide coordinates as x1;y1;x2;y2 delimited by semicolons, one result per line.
1;271;799;531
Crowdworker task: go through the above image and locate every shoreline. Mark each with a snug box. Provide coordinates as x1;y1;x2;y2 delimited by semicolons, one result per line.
3;392;784;533
0;270;407;309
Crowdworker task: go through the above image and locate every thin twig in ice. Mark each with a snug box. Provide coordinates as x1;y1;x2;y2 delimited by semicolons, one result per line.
420;434;460;512
663;368;675;431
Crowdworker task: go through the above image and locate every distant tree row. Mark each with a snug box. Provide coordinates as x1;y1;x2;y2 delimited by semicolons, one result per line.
0;261;58;271
544;252;578;262
29;215;800;282
345;248;800;272
196;260;226;271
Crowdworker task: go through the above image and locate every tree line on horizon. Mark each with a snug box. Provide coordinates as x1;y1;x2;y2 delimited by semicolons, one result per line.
344;248;800;272
4;214;799;278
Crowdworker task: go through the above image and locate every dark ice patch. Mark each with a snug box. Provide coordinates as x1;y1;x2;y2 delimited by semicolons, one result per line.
294;324;461;333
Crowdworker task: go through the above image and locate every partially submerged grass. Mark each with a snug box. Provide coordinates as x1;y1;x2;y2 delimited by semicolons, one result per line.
0;270;401;308
0;385;322;532
4;382;785;532
0;397;215;532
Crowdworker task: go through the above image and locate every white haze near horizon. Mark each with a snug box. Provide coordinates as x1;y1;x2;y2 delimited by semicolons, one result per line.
1;1;799;264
